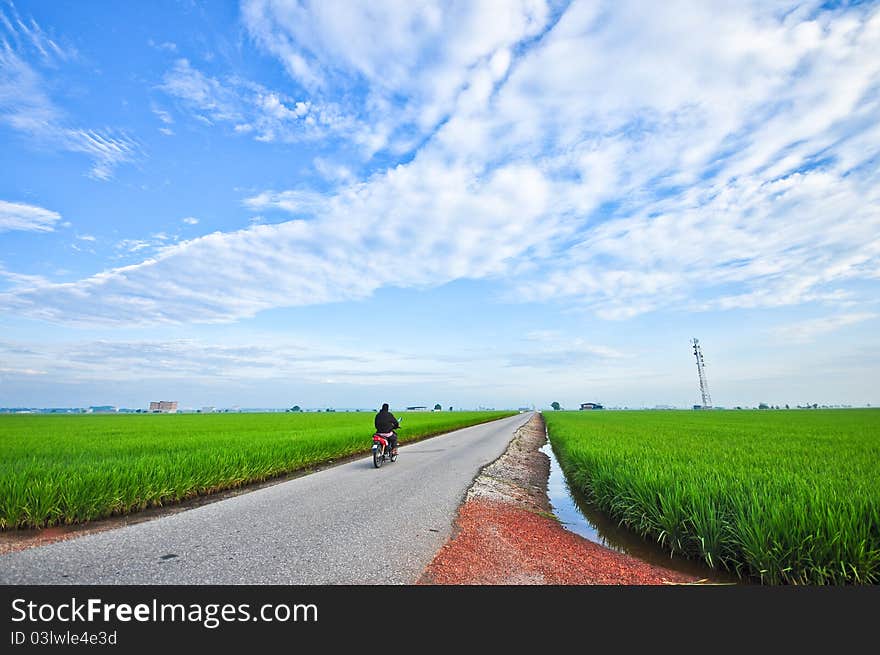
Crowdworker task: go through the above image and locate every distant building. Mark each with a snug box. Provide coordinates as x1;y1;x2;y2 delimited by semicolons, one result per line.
89;405;117;413
149;400;178;413
579;402;604;410
406;406;428;411
200;406;216;413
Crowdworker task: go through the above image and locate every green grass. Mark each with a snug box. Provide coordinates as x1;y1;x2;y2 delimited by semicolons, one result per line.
542;409;880;585
0;410;515;530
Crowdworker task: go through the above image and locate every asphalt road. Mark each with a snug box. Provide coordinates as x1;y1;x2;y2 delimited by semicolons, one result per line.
0;412;533;585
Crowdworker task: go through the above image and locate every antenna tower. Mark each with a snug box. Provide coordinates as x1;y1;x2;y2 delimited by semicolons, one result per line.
692;338;712;408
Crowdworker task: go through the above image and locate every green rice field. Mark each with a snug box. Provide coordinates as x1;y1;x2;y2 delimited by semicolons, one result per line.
0;410;514;530
543;409;880;585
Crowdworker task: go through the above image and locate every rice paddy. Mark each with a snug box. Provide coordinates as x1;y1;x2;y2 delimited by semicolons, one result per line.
0;410;515;530
542;408;880;585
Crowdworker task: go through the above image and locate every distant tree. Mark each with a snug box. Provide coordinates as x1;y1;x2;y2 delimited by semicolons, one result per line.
785;404;790;409
551;401;561;411
758;402;769;410
434;403;442;411
290;405;301;412
812;403;818;409
449;406;453;411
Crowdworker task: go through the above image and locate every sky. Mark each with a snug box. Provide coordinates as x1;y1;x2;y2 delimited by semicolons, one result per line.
1;0;879;411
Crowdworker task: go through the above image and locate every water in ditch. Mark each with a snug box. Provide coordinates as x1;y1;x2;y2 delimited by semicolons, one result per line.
540;440;743;584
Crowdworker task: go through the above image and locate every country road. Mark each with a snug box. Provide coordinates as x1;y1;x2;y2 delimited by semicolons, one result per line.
0;412;533;585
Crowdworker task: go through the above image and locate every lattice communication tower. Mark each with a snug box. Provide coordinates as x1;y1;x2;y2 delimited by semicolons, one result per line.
692;338;712;408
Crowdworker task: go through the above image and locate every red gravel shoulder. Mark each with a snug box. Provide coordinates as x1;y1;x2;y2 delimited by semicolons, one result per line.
418;414;701;585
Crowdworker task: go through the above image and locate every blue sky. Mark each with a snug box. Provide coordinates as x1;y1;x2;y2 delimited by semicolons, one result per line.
1;0;879;410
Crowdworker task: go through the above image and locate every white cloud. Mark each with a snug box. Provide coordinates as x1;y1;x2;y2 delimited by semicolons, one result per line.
509;330;628;368
0;2;76;63
0;200;61;232
0;330;628;393
182;216;199;225
2;1;879;327
159;58;357;143
0;265;50;290
1;155;554;325
148;39;177;52
152;106;174;124
0;26;136;179
160;59;243;122
496;0;880;317
114;239;153;254
243;189;329;215
313;156;353;183
60;128;138;181
241;0;550;156
771;313;878;344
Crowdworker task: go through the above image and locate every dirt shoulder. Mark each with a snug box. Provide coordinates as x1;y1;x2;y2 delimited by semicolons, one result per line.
418;413;703;585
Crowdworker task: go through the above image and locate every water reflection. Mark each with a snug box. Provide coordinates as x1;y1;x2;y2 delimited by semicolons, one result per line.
540;441;742;584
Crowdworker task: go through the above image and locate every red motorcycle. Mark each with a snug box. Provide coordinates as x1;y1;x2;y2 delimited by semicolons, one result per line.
372;420;401;468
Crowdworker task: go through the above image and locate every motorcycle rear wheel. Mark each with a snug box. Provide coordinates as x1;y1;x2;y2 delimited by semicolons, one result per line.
373;446;383;468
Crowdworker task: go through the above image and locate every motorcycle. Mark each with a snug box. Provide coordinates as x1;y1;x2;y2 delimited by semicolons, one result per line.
372;418;401;468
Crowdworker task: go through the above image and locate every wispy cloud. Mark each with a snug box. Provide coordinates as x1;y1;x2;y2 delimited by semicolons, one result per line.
159;58;356;143
0;265;50;290
0;1;76;64
241;0;551;157
243;189;329;216
182;216;199;225
112;230;186;259
0;336;446;386
160;58;242;123
0;331;627;393
0;199;61;232
771;312;878;344
147;39;177;53
505;331;628;369
0;158;553;325
59;127;139;181
313;156;353;183
151;105;174;124
114;239;153;254
0;5;137;179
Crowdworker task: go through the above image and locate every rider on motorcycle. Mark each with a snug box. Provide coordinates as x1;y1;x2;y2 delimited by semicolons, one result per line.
374;403;400;455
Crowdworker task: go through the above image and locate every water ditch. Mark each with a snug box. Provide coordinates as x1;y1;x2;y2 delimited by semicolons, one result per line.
540;440;743;584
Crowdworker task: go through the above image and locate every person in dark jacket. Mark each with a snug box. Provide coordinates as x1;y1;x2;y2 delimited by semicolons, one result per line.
374;403;400;455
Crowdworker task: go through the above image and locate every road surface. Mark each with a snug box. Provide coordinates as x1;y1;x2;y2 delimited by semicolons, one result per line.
0;412;533;584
